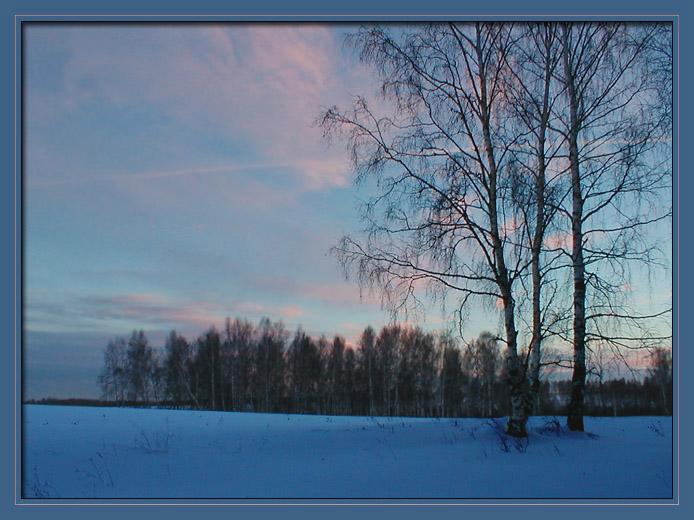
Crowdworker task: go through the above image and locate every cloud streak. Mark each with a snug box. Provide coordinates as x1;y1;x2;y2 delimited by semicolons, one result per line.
247;275;383;309
26;290;308;336
82;292;306;329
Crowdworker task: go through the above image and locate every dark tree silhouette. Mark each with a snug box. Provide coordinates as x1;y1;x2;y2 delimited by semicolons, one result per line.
98;337;127;403
253;318;287;413
126;330;155;402
163;331;192;405
97;318;671;419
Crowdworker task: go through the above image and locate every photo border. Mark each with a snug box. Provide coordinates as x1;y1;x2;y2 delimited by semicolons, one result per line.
4;0;690;518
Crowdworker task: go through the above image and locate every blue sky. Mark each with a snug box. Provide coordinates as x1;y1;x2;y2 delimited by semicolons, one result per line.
23;23;428;399
23;23;672;399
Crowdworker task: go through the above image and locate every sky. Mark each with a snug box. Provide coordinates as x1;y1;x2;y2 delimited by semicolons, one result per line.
22;23;424;399
22;23;672;400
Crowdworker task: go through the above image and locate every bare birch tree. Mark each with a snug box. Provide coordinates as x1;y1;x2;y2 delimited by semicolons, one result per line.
500;22;566;416
555;22;672;431
321;22;532;435
321;21;671;434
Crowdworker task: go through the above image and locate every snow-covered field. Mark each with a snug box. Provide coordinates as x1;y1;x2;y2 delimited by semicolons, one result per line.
22;405;672;500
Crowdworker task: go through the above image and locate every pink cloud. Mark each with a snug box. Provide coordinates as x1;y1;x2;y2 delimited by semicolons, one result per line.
249;276;382;309
77;292;307;333
244;25;335;98
83;293;227;329
232;301;266;315
292;158;351;190
279;305;305;319
27;24;355;193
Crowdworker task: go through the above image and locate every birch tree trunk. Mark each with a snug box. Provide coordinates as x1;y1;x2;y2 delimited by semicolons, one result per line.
562;23;587;432
526;24;557;417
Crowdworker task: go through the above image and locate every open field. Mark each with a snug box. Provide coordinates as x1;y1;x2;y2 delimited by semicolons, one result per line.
22;405;672;500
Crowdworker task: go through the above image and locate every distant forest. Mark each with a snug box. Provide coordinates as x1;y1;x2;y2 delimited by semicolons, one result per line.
85;317;673;418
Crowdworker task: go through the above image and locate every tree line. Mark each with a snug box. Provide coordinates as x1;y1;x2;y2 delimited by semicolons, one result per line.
98;318;672;417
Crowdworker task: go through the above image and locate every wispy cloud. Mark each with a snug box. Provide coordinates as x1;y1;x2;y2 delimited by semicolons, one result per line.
247;276;382;309
26;290;307;335
25;24;355;193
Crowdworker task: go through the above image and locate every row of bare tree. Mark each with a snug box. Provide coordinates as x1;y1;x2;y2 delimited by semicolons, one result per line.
320;22;672;436
100;321;465;416
98;321;672;418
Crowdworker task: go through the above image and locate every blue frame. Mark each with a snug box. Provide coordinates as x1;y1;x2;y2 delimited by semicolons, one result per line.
3;0;689;518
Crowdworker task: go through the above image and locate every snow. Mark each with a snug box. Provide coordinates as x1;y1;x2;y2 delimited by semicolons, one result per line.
22;405;672;499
